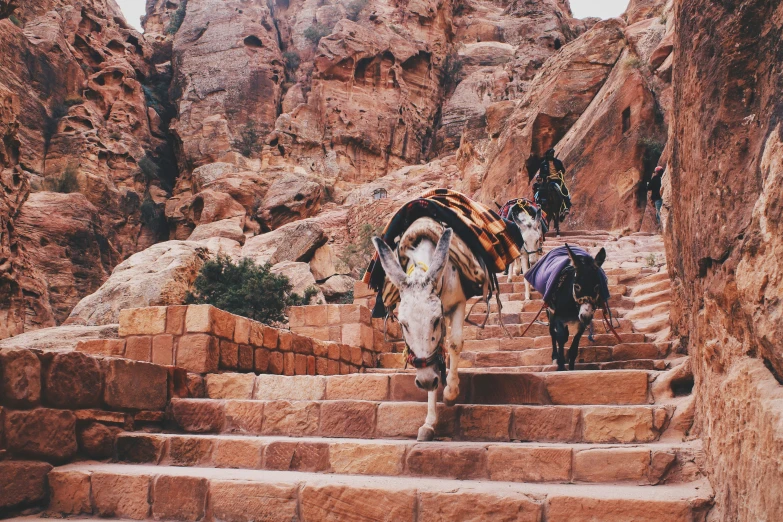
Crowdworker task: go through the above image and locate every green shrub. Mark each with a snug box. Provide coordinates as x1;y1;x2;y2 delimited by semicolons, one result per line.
340;222;383;277
441;52;464;92
139;155;162;183
45;165;80;193
627;56;644;69
140;196;168;239
283;51;301;76
9;14;22;27
166;0;187;35
344;0;368;21
63;95;83;107
233;122;262;157
185;254;310;323
304;23;332;45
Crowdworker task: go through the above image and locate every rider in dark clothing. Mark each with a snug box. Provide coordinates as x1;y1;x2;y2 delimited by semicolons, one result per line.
647;166;664;224
533;148;572;217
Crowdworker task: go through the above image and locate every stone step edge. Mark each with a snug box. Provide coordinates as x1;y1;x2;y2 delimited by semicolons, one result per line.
114;431;704;486
203;369;655;406
168;398;671;444
45;462;713;522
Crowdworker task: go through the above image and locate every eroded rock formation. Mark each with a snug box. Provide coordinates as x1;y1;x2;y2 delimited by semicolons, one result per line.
666;0;783;519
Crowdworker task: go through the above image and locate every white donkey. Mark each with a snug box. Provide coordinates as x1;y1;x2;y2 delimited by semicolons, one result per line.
372;217;480;441
506;206;544;300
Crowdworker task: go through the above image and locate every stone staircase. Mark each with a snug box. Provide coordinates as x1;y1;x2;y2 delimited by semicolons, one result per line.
13;231;713;521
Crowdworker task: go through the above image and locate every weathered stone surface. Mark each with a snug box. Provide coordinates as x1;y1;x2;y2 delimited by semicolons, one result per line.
0;348;41;407
4;407;77;461
665;0;783;518
176;333;219;373
167;435;213;466
320;275;356;302
328;442;405;476
205;373;253;400
546;371;649;405
0;324;120;352
260;400;320;436
68;242;211;326
418;490;542;522
91;472;151;519
547;496;692;522
152;475;208;521
300;484;416;522
210;480;298;522
45;351;103;408
224;400;264;433
188;217;246;244
319;400;377;438
257;174;323;230
170;399;225;433
326;375;389;401
242;219;326;266
104;359;168;411
264;440;330;472
118;307;168;337
0;460;53;510
478;19;627;207
407;445;487;480
254;375;325;401
309;244;351;282
78;422;120;459
581;406;655;443
212;438;264;469
116;434;166;463
573;447;650;483
513;406;581;442
271;261;324;302
487;446;572;482
48;469;91;515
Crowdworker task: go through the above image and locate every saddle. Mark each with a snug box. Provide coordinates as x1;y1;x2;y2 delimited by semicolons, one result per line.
363;189;521;318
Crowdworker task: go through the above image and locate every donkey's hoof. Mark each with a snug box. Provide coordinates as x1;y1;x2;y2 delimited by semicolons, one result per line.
417;425;435;442
443;385;459;405
552;359;558;366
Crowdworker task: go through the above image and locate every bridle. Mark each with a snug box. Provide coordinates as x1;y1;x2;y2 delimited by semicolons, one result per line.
402;308;448;385
572;283;600;308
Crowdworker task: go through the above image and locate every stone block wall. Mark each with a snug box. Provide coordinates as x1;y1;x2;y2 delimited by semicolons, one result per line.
289;303;400;354
79;305;379;376
0;348;194;515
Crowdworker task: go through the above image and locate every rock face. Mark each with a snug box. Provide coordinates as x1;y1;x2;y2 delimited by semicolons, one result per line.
0;0;175;338
666;0;783;519
67;240;212;325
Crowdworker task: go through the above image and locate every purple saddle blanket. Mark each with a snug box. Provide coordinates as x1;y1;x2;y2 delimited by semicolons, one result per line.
524;245;609;305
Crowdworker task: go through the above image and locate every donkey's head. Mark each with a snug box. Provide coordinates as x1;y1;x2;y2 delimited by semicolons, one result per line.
566;244;607;324
372;229;453;391
514;206;543;264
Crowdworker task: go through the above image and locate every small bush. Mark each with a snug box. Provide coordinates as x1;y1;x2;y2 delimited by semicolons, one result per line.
166;0;187;35
646;253;657;267
63;95;83;107
337;289;354;305
627;56;644;69
344;0;368;21
185;254;308;323
304;23;332;45
45;165;80;193
140;196;168;239
441;52;464;92
283;51;301;76
139;155;162;183
340;222;383;277
9;14;22;27
288;285;322;306
233;122;262;157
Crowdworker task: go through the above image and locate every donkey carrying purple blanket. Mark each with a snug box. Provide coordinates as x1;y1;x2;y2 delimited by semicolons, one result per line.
525;245;610;306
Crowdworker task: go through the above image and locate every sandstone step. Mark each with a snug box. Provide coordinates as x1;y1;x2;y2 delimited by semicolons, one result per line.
169;399;668;443
461;343;665;367
464;318;634;337
633;289;672;308
630;277;672;297
44;462;712;522
463;332;648;351
114;432;704;486
374;358;668;373
203;369;653;406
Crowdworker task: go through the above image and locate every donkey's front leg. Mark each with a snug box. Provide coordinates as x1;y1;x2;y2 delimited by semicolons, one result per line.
417;389;438;441
568;322;587;371
521;255;531;301
506;258;519;284
443;302;465;406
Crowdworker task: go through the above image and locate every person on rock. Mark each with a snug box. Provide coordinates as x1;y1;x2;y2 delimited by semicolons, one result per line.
533;148;572;219
647;166;665;225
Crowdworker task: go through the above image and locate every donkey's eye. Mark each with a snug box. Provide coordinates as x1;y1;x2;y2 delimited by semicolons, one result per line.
574;284;582;292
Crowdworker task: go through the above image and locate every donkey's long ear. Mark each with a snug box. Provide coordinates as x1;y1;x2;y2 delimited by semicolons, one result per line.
565;243;579;267
372;237;407;288
594;247;607;267
427;228;453;283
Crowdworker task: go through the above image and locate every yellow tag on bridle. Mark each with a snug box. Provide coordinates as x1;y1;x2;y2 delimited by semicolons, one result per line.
406;261;429;276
